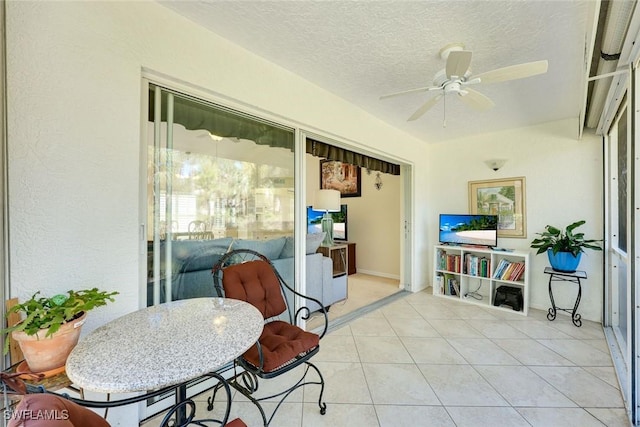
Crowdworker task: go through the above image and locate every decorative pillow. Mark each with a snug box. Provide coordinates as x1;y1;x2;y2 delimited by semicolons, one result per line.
232;237;287;260
306;232;325;254
279;236;295;259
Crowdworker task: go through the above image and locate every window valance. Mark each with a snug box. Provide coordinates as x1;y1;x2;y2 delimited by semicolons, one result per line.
149;88;294;151
306;138;401;175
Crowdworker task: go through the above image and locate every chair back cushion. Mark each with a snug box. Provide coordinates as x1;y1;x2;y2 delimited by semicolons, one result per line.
8;394;111;427
222;260;286;318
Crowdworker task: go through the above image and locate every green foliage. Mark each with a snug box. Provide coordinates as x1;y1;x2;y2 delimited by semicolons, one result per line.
530;220;603;257
2;288;118;354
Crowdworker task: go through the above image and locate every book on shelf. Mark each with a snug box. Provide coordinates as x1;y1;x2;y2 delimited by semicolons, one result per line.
464;253;491;278
438;249;461;273
443;273;459;296
492;259;526;282
435;274;444;294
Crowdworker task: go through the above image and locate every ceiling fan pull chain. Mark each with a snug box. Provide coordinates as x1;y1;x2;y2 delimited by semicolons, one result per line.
442;94;447;128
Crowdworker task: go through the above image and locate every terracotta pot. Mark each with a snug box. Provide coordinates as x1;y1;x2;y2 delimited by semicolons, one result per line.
12;312;86;372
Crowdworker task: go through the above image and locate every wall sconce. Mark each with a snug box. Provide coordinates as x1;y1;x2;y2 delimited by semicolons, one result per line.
374;173;383;190
484;159;507;171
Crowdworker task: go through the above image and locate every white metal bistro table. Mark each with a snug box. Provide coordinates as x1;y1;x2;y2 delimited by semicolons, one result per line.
65;298;263;425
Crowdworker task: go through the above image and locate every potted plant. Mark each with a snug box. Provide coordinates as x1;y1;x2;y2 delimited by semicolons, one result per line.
2;288;118;372
530;220;602;272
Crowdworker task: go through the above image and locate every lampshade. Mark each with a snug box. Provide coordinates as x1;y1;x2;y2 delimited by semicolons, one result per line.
313;189;341;212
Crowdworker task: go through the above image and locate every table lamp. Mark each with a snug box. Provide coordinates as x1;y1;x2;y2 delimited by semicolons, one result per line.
313;189;341;246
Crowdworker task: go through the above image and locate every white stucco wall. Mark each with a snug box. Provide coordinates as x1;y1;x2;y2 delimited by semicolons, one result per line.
426;119;604;322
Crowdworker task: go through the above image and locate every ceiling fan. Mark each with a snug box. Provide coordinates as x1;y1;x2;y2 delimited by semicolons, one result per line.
380;43;548;122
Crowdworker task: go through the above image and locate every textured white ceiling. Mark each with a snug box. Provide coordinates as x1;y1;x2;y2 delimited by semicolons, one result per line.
159;0;595;143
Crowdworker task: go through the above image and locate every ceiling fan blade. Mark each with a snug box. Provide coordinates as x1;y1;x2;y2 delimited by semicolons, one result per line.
407;95;443;121
380;86;432;100
474;60;548;84
446;50;472;78
458;88;495;111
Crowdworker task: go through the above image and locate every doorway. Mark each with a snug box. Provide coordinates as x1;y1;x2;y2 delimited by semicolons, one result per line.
302;133;412;330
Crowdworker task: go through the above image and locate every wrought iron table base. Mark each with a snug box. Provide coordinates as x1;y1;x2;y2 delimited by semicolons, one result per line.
544;267;587;327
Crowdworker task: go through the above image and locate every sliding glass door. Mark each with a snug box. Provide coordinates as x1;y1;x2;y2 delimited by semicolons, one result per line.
146;84;295;307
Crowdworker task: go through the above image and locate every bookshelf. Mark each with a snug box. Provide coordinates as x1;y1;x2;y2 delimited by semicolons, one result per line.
433;245;530;315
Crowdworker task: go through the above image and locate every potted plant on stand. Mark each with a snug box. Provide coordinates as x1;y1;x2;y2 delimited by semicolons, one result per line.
530;220;602;272
2;288;118;373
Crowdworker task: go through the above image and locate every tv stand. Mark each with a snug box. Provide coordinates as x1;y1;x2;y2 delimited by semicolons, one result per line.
433;245;530;315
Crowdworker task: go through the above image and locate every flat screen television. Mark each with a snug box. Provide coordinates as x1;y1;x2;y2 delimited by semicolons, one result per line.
307;205;348;241
439;214;498;247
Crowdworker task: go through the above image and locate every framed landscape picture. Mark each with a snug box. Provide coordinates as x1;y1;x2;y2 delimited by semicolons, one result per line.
320;160;361;197
469;176;526;238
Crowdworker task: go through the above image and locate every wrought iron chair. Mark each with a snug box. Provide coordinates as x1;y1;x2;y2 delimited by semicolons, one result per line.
208;249;328;426
188;220;208;240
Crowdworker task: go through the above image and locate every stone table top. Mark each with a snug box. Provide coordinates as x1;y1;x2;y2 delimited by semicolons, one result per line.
65;298;263;394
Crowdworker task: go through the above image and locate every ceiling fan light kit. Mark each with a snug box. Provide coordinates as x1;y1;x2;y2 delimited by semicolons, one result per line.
380;43;549;122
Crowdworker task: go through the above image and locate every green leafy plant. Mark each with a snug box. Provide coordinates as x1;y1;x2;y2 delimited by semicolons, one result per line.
2;288;118;354
530;220;603;256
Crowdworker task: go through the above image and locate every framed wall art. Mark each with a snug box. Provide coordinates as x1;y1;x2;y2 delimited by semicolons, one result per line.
320;160;361;197
469;176;526;238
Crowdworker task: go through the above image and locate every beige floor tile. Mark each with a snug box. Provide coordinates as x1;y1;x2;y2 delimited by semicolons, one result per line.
379;299;422;318
450;304;500;319
302;361;372;404
468;319;530;338
584;339;613;353
531;366;625;408
547;321;605;340
583;366;622;389
401;337;468;365
363;363;440;405
354;335;414;363
427;319;485;338
415;303;460;319
348;315;396;336
517;407;607;427
405;289;439;304
508;320;574;339
418;364;508;406
301;402;379;427
385;316;441;337
447;338;521;365
314;334;360;363
537;339;614;366
493;338;575;366
585;408;632;427
445;406;530;427
375;405;455;427
475;365;576;407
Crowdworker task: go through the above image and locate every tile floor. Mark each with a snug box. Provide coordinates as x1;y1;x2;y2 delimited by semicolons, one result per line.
145;289;630;427
306;273;402;330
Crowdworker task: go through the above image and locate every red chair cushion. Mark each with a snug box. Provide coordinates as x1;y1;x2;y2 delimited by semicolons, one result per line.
222;260;286;319
225;418;248;427
7;394;110;427
243;321;320;372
